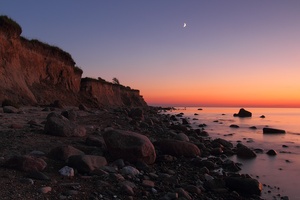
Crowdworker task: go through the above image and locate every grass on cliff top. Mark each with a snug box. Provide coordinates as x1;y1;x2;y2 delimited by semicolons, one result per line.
20;37;79;69
0;15;22;36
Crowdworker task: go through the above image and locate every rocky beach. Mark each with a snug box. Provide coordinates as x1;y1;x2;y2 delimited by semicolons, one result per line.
0;105;270;200
0;16;291;200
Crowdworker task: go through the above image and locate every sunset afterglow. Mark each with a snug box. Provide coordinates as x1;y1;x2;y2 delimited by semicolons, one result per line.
1;1;299;107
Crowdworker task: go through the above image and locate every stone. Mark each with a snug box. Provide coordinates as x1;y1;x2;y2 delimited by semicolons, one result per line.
61;109;77;121
44;113;86;137
120;166;140;177
67;155;107;174
85;135;106;148
3;106;19;113
78;104;88;111
129;108;144;121
174;133;189;142
39;186;52;194
263;127;286;134
225;176;262;195
266;149;277;156
182;118;189;125
156;139;200;157
27;171;50;180
236;143;257;159
230;124;239;128
142;180;155;188
212;138;234;148
184;185;201;195
48;145;84;161
260;115;266;118
4;155;47;172
59;166;75;177
233;108;252;117
175;188;192;200
103;129;156;164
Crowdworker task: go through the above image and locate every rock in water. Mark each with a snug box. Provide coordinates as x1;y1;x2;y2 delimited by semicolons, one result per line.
233;108;252;117
225;176;262;195
263;127;286;134
103;129;156;164
156;139;200;157
236;143;256;159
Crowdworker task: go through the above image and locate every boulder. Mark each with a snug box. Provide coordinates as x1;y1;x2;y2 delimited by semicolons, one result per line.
174;133;190;142
61;109;77;121
85;135;106;148
67;155;107;173
225;176;262;195
233;108;252;117
263;127;286;134
3;106;19;113
48;145;84;161
44;113;86;137
103;129;156;164
156;139;200;157
236;143;256;159
266;149;277;156
4;155;47;172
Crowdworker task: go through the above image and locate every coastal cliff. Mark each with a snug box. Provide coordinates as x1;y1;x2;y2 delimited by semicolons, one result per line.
0;16;147;107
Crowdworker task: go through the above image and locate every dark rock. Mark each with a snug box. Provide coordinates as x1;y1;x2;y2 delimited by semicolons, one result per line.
236;143;256;159
51;100;64;109
48;145;84;161
233;108;252;117
27;171;50;180
212;138;234;148
129;108;144;121
78;104;88;111
103;129;156;164
174;133;189;142
67;155;107;174
85;135;106;148
263;127;286;134
61;109;77;121
249;126;257;129
225;176;262;195
44;113;86;137
3;106;19;113
230;124;239;128
260;115;265;118
182;118;189;125
156;139;200;157
2;99;19;108
266;149;277;156
4;155;47;172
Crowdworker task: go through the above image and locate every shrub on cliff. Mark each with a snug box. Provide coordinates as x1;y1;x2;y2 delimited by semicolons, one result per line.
0;15;22;36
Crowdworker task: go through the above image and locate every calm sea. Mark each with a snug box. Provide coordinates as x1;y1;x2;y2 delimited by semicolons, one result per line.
165;107;300;199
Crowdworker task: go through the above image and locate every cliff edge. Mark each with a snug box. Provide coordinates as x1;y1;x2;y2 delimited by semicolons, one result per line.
0;16;147;108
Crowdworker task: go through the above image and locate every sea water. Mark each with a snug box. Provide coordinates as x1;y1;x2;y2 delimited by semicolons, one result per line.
165;107;300;199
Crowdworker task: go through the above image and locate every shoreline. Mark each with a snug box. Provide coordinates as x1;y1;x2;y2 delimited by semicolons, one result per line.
0;105;288;199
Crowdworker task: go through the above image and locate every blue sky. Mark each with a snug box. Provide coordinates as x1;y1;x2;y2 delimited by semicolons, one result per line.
1;1;300;106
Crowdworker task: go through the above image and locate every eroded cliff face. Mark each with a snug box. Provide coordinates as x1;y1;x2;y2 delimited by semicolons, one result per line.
80;78;147;107
0;16;147;108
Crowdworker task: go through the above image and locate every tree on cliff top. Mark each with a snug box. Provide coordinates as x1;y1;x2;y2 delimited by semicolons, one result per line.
112;77;120;85
0;15;22;36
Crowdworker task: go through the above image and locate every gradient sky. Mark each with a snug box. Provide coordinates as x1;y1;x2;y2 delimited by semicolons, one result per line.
1;1;300;107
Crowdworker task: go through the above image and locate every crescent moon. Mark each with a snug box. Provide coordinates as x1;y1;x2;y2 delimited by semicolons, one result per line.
183;23;187;28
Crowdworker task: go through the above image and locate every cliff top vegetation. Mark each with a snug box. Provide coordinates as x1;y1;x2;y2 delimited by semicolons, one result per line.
0;15;22;36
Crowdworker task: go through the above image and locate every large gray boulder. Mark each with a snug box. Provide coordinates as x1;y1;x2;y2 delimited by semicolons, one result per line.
103;129;156;164
44;113;86;137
